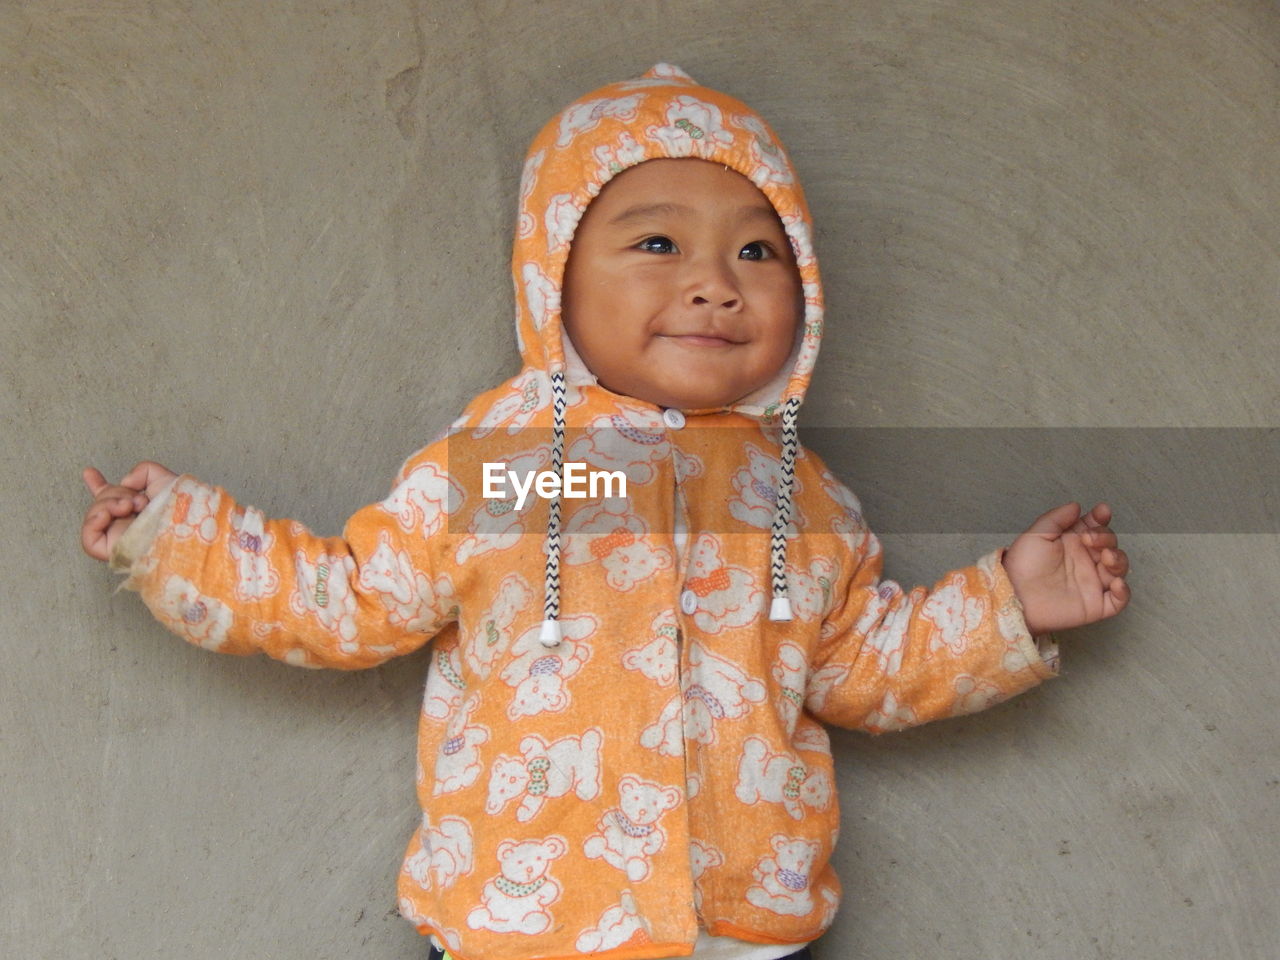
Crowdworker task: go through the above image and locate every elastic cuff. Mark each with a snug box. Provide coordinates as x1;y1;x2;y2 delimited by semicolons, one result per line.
108;474;181;575
985;548;1059;681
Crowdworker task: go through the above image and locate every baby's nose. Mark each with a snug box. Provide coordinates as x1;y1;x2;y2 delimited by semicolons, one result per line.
685;267;741;309
691;291;740;309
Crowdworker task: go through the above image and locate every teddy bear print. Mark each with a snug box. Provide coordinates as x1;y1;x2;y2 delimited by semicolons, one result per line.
730;112;795;188
772;642;807;734
168;478;220;543
156;574;234;651
673;445;704;484
520;260;560;329
464;573;531;680
790;724;833;771
485;728;603;822
544;193;581;254
683;642;766;745
226;505;279;601
818;471;871;555
779;214;816;270
640;649;769;754
567;406;670;486
746;834;820;918
802;660;851;717
289;550;360;652
471;368;552;438
952;674;1006;716
589;131;646;189
554;94;643;147
433;695;490;796
421;642;466;723
684;534;764;634
638;694;683;758
466;835;568;935
689;838;724;912
729;443;804;533
561;502;672;593
357;530;456;635
456;447;552;564
380;461;464;539
861;689;918;734
735;736;832;821
403;813;473;892
500;614;595;718
574;889;650;953
583;774;682;882
783;557;838;622
620;610;679;688
920;572;988;657
849;582;912;678
644;95;734;156
516;148;545;239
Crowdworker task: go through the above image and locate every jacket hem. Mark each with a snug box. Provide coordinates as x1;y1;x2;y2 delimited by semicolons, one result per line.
703;920;818;947
415;924;696;960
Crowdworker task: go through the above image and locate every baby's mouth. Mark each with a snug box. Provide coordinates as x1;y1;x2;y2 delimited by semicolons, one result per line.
659;332;742;347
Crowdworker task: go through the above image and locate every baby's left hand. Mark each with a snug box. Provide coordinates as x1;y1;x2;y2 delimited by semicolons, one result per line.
1002;502;1131;635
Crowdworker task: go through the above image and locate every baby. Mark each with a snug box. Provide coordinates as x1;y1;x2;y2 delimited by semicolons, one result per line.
81;64;1129;960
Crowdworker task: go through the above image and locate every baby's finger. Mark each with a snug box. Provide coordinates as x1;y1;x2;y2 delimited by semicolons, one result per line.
92;484;142;508
81;504;117;559
120;460;177;497
81;522;107;560
1105;576;1130;616
1106;547;1129;576
1085;502;1112;528
100;495;138;516
1085;527;1117;551
83;466;109;496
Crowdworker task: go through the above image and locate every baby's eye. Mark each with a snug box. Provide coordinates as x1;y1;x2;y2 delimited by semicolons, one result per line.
637;236;677;254
738;241;775;261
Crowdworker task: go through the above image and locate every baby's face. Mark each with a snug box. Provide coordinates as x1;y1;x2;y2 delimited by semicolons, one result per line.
562;158;801;410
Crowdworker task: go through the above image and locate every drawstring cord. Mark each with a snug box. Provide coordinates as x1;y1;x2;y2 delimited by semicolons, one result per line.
539;379;801;642
538;370;568;647
768;396;802;622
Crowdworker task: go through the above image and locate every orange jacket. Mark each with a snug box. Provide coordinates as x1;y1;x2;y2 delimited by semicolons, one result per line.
113;64;1057;960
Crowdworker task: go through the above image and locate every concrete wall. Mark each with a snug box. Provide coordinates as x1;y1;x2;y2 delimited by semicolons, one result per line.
5;1;1277;957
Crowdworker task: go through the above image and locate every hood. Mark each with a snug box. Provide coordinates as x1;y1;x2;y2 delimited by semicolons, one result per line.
510;62;824;422
493;64;824;646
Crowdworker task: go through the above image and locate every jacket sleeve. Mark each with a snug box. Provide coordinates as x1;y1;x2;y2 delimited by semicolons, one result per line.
806;522;1058;734
109;447;462;670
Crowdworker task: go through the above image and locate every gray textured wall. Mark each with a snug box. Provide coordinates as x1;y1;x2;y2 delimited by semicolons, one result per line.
5;1;1278;957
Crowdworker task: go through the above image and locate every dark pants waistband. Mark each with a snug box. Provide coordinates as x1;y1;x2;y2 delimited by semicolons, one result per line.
427;946;813;960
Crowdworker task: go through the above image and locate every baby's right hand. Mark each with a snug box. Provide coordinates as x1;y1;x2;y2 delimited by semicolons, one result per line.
80;461;179;562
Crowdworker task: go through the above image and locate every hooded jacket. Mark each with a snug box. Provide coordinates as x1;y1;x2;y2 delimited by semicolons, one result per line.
113;63;1057;960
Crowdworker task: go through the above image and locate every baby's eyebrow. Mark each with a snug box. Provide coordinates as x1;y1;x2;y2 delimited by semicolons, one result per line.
607;202;782;228
607;202;695;226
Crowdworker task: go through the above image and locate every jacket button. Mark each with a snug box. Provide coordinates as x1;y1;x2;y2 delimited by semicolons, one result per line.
680;589;698;614
662;408;686;429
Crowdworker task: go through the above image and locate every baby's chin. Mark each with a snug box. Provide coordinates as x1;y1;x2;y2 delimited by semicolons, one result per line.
599;380;755;411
